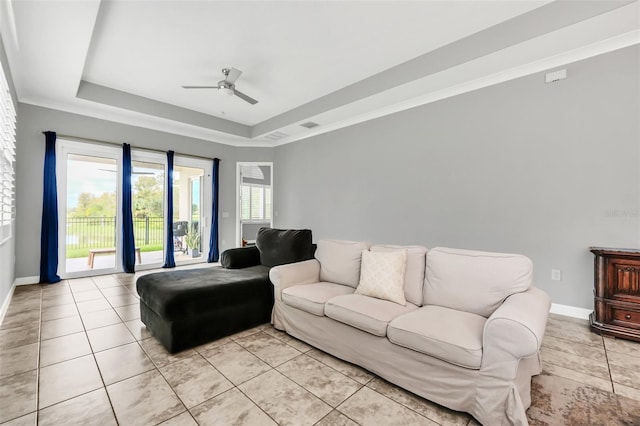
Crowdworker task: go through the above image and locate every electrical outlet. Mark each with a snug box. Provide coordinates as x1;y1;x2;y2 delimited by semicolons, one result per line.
551;269;562;281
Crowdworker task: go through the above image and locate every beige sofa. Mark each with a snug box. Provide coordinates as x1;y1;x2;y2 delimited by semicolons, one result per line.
270;240;551;426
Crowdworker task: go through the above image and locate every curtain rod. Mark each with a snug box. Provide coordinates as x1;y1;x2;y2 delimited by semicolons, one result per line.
42;132;221;162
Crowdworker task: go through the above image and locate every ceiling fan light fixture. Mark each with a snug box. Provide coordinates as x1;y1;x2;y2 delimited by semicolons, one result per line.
219;86;234;96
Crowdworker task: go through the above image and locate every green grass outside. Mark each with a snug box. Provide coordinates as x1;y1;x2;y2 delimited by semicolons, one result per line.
66;216;166;258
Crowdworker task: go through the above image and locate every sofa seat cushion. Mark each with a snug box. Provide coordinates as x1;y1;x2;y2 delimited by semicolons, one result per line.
136;265;272;320
387;305;486;369
282;282;354;316
325;294;418;337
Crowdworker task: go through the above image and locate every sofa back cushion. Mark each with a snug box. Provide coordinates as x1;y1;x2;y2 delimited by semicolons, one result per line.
370;244;427;306
256;228;314;267
424;247;532;317
316;239;370;287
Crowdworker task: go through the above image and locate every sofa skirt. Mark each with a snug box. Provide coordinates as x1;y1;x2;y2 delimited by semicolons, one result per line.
272;300;539;425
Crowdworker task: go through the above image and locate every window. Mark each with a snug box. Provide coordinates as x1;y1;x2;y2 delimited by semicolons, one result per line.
241;184;271;221
0;61;16;244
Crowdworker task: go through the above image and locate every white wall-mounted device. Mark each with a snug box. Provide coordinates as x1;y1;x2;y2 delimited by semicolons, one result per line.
545;69;567;84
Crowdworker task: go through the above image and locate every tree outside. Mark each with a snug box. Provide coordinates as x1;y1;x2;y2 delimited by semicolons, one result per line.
66;173;166;258
133;175;163;218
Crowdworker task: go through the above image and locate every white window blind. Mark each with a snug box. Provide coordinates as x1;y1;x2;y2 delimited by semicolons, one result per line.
240;184;271;221
0;61;16;244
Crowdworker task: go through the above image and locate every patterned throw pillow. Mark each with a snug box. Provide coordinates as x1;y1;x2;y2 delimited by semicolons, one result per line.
355;249;408;305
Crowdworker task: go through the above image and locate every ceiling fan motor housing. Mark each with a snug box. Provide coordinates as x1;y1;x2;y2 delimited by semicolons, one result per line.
218;81;235;96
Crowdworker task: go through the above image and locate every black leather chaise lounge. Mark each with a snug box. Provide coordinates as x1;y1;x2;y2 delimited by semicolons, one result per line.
136;227;314;353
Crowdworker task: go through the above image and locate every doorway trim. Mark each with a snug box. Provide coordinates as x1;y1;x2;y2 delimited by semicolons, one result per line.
236;162;273;247
57;139;123;278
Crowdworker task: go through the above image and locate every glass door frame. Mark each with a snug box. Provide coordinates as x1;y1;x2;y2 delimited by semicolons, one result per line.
130;150;167;271
57;139;123;279
173;155;212;266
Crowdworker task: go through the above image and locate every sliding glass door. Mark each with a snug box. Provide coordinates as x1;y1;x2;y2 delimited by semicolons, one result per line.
173;157;211;265
131;156;165;268
58;142;121;277
57;141;213;278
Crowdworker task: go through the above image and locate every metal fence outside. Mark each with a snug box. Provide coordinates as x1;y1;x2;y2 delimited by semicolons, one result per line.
66;216;164;249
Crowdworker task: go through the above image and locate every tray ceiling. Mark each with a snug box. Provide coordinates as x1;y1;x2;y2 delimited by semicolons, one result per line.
1;0;638;146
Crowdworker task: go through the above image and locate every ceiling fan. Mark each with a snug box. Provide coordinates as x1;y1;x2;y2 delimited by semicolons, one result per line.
182;67;258;105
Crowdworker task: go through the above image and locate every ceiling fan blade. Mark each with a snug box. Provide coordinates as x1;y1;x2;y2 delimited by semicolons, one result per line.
182;85;219;89
99;168;154;175
225;67;242;84
233;89;258;105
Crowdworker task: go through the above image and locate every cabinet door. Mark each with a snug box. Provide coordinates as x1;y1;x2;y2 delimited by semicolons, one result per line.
607;258;640;303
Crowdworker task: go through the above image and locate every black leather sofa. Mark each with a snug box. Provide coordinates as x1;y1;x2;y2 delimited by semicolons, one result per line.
136;228;314;353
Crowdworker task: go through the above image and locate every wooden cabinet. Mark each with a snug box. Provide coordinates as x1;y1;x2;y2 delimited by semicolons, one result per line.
589;247;640;342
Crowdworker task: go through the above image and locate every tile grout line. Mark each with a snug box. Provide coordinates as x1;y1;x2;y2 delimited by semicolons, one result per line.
601;335;616;394
37;285;101;415
34;284;43;425
199;338;341;425
540;345;611;382
367;386;445;425
329;383;368;426
233;368;294;426
77;276;120;425
154;350;270;424
151;360;189;424
191;351;250;417
167;347;278;424
305;350;374;387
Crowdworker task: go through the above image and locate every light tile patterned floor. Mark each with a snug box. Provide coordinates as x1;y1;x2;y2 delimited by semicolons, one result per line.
1;269;639;425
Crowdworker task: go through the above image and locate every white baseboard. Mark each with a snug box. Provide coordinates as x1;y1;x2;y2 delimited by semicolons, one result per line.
14;276;39;286
0;282;16;327
550;303;592;320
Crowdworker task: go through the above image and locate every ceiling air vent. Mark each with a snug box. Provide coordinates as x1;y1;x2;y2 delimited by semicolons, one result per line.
300;121;319;129
264;131;289;141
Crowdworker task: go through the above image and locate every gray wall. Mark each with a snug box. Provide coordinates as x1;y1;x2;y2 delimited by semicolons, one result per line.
0;33;18;313
15;104;273;279
273;46;640;309
9;45;639;311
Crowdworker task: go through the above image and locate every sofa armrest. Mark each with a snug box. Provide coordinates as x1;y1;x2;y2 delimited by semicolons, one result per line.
269;259;321;302
221;246;261;269
482;286;551;368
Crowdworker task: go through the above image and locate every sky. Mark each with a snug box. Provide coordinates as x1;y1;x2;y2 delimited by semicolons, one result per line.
66;158;167;209
66;159;117;209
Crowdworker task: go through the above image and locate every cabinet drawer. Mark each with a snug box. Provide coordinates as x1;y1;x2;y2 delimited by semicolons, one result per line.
609;304;640;329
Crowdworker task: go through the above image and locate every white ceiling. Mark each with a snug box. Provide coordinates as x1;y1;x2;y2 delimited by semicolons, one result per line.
1;1;639;147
